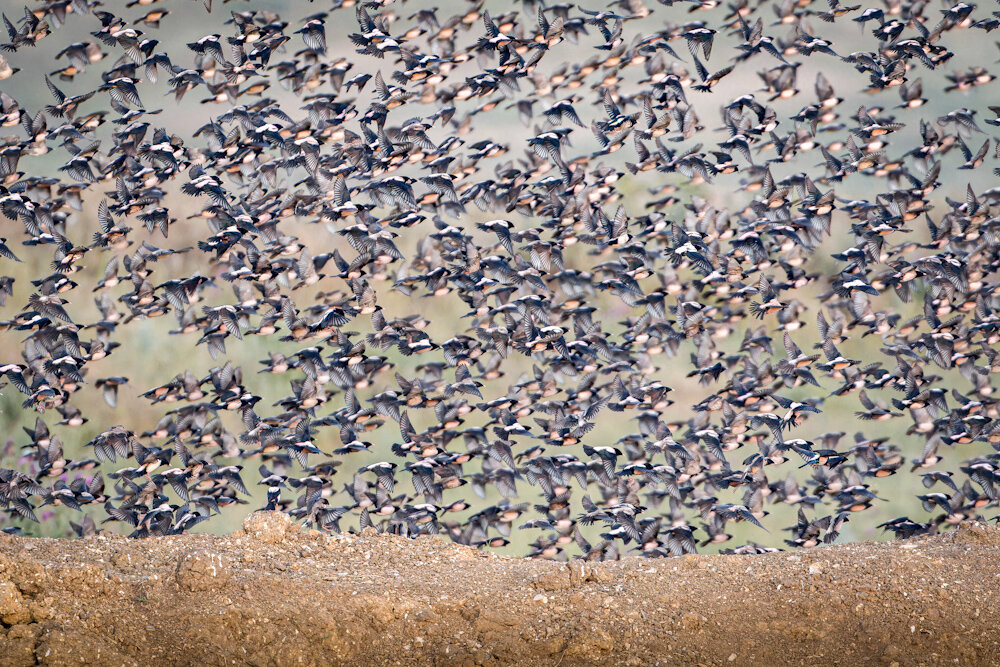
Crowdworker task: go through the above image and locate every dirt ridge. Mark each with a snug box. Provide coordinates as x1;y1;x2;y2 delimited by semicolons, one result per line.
2;513;1000;666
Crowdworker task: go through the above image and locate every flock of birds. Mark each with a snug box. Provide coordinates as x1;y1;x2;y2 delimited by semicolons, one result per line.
0;0;999;559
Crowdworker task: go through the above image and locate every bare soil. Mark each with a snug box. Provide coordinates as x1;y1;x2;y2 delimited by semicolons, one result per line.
1;513;999;666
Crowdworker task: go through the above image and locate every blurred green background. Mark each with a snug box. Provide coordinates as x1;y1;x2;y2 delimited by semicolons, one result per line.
0;0;997;553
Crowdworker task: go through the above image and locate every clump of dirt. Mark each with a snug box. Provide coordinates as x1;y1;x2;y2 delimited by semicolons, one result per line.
948;520;1000;546
1;513;999;666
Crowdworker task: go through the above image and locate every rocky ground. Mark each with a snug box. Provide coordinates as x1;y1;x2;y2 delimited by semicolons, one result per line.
1;513;999;666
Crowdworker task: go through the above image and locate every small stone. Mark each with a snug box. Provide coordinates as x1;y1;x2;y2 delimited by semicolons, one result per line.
531;569;571;591
565;628;613;657
242;511;292;544
111;551;129;568
414;609;438;624
176;549;230;592
589;567;613;584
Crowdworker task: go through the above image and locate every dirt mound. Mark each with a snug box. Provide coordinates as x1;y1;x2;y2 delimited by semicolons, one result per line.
1;514;999;666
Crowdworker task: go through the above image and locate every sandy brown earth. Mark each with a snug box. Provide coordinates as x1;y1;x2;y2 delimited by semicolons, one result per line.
1;514;999;667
